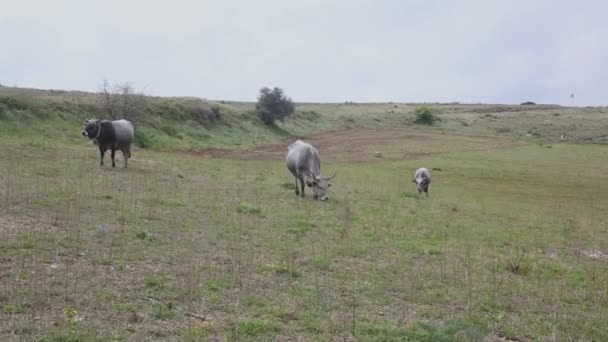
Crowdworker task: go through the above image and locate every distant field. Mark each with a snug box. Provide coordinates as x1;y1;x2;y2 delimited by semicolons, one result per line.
1;86;607;340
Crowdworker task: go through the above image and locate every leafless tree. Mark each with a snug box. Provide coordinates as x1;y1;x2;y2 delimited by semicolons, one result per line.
98;79;149;122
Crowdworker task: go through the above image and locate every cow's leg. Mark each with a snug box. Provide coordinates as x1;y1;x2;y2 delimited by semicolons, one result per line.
299;175;305;197
121;149;128;168
110;147;116;168
99;146;107;166
294;177;299;195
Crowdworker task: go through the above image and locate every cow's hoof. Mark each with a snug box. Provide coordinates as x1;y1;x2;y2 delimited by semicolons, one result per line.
313;194;318;199
295;190;300;195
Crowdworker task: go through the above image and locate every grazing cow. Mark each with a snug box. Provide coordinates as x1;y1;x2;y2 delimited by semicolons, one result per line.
412;167;431;196
82;119;134;168
286;140;335;200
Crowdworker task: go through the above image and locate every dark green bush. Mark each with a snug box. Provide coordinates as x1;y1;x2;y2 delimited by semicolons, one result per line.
134;129;155;148
256;87;295;125
413;106;438;125
0;96;28;110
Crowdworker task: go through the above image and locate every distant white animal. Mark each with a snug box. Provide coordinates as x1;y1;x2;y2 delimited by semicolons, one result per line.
286;140;335;201
412;167;431;196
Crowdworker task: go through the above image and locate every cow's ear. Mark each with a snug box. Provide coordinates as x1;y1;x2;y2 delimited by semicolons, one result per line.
412;179;416;183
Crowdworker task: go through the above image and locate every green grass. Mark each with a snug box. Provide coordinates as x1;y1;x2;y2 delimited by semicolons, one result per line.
1;86;607;340
1;137;606;340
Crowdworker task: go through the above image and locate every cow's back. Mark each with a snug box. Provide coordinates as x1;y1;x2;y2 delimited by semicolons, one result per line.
286;140;321;177
414;167;431;180
112;120;134;148
286;141;303;176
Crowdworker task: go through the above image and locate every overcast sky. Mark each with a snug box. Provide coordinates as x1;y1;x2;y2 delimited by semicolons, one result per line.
1;0;606;105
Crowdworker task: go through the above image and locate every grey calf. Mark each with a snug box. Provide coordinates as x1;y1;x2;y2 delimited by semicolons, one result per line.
413;167;431;196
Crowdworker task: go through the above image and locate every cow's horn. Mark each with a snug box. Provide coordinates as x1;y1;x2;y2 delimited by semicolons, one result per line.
323;171;336;180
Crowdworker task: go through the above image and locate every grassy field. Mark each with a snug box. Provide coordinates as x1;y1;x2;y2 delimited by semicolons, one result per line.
1;87;607;340
1;127;607;341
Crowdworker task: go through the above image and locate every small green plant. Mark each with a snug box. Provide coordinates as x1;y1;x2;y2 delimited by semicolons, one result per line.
569;270;586;288
62;307;78;323
150;303;174;320
413;106;438;125
144;275;164;290
237;202;261;215
236;318;279;336
3;304;17;314
310;255;330;270
505;248;532;275
135;229;149;240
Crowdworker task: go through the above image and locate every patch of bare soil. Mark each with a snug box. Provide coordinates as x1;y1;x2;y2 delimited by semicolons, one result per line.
571;248;608;263
0;213;57;240
180;128;523;163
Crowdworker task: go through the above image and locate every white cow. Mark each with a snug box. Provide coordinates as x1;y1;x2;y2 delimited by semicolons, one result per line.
413;167;431;196
286;140;335;200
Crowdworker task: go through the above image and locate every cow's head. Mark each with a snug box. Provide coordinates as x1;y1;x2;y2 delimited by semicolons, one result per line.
412;177;428;193
312;171;336;201
82;119;101;139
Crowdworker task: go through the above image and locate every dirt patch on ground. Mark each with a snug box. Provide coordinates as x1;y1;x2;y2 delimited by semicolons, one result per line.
0;213;57;240
571;248;608;263
180;128;523;163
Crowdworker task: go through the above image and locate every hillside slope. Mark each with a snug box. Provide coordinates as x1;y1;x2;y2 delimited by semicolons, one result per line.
1;86;606;149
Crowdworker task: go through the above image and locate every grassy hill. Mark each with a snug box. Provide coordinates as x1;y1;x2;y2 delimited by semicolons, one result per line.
1;85;607;149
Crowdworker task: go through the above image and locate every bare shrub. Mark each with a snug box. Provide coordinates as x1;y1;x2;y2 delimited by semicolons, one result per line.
98;79;149;122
